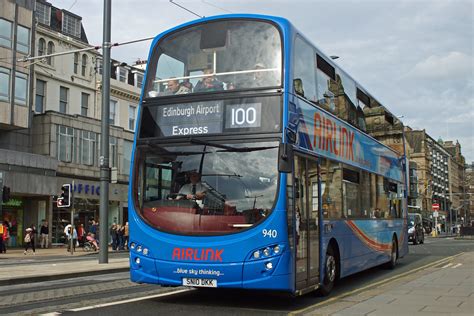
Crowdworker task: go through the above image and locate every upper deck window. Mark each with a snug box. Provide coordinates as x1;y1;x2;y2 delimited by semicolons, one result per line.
145;20;282;98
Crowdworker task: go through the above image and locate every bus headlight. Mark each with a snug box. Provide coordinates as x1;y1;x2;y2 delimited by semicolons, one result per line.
137;245;142;252
273;245;281;254
135;257;141;265
265;262;273;270
130;242;136;250
263;247;271;257
143;248;149;255
253;251;260;259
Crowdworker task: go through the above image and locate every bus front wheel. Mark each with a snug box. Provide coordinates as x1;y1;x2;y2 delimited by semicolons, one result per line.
318;246;337;296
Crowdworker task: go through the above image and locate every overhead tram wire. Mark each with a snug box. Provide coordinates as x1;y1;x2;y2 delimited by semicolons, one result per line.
201;0;233;14
17;36;155;63
19;0;208;64
169;0;204;18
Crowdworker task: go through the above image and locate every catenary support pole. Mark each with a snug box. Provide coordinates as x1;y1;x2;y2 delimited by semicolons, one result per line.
99;0;112;264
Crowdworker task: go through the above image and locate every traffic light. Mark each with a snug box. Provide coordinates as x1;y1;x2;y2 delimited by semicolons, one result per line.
58;184;71;208
2;186;11;202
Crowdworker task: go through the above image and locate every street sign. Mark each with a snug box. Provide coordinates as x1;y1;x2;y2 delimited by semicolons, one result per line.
433;211;439;217
432;203;440;211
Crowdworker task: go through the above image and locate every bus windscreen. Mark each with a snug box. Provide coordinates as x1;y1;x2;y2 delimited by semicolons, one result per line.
144;20;282;97
134;141;279;235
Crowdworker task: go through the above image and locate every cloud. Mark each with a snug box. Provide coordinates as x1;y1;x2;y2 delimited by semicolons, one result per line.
48;0;474;162
407;52;473;80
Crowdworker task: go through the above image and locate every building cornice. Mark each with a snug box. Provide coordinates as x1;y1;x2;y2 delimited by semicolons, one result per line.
109;86;140;102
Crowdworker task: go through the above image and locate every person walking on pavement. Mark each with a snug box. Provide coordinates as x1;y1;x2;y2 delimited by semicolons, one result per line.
117;224;124;250
1;221;9;253
0;221;5;254
24;226;36;255
110;223;118;250
39;220;49;249
64;224;78;251
90;219;99;245
124;222;129;250
77;223;86;247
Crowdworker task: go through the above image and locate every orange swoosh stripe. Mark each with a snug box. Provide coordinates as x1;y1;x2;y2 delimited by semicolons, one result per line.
346;220;392;252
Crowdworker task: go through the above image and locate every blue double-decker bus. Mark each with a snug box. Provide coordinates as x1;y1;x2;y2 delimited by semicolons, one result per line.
129;14;408;296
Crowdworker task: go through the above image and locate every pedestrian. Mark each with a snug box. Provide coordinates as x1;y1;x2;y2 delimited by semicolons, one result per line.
64;224;78;251
1;221;10;253
24;226;35;255
39;220;49;249
124;222;129;250
0;221;5;254
1;223;7;253
110;223;117;250
90;219;99;245
117;224;124;250
77;224;86;247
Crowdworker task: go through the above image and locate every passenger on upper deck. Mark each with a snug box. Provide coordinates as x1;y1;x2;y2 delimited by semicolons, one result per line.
161;78;191;96
194;68;224;92
177;170;207;200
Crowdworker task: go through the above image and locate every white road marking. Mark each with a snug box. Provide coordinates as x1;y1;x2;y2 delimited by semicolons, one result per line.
451;263;463;269
441;263;453;269
65;289;191;312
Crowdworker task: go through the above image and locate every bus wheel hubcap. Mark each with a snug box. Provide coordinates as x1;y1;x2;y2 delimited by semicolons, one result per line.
391;243;397;262
327;255;336;282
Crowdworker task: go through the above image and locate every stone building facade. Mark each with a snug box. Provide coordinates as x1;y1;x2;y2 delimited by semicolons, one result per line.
442;141;467;224
466;162;474;224
1;0;144;246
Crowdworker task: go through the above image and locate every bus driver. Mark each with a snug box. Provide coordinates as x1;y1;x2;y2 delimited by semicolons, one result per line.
177;170;207;200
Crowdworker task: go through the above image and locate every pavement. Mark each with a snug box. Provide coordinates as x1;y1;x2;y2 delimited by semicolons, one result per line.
0;246;130;286
304;251;474;316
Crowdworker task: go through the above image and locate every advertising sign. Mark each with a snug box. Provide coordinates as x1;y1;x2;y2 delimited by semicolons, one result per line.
295;100;403;182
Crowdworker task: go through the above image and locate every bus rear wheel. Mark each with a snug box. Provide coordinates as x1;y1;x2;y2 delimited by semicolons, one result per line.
318;246;337;296
384;238;398;269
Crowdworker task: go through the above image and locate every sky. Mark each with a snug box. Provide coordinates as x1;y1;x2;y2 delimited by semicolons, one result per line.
50;0;474;162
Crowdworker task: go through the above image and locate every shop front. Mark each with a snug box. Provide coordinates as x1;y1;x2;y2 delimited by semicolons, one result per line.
52;178;128;245
1;198;24;248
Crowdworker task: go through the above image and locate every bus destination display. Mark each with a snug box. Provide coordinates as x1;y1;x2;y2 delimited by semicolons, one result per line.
155;101;263;137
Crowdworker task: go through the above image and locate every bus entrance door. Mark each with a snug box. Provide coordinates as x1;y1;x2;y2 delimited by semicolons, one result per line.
294;155;320;291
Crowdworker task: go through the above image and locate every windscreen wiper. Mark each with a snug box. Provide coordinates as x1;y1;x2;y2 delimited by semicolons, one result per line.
189;138;277;153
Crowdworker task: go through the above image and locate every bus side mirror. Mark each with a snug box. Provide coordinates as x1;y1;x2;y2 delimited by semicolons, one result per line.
278;143;293;173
